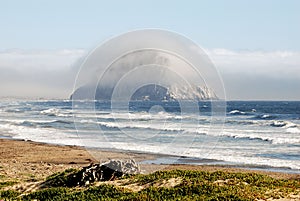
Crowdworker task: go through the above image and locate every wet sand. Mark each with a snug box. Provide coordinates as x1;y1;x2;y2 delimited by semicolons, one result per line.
0;138;299;183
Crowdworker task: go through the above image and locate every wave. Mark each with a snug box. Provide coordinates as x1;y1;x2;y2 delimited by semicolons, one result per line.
4;108;24;113
95;120;300;145
286;127;300;134
269;121;299;133
40;108;72;117
0;123;81;145
186;148;300;170
79;117;300;145
75;111;205;122
226;119;298;129
1;122;298;171
254;114;277;120
2;117;298;146
270;121;288;127
81;141;300;170
218;131;300;145
2;100;300;172
0;119;73;131
270;120;297;128
226;119;258;125
0;118;72;125
1;122;299;170
97;121;184;132
226;119;299;131
228;110;247;115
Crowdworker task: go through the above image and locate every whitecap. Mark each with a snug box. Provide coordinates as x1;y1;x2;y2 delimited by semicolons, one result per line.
229;110;246;115
40;108;72;117
286;127;300;134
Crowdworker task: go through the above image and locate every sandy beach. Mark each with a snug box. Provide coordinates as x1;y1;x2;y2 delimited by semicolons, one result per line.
0;138;299;200
1;138;299;182
0;138;156;182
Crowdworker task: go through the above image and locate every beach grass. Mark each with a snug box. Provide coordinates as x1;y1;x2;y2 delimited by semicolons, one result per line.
1;169;299;200
0;139;299;200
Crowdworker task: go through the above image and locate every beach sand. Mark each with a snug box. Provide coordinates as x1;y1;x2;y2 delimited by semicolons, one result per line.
0;138;299;200
1;138;299;182
0;138;156;182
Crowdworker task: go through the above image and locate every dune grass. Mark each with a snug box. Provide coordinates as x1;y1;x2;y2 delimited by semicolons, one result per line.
0;169;299;200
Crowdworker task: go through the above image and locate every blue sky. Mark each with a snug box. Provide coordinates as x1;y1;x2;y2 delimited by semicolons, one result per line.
1;0;299;50
0;0;299;100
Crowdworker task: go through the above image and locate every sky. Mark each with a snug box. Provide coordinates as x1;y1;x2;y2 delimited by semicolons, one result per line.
0;0;299;100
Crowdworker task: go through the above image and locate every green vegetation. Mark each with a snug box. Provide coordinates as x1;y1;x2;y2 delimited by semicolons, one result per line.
21;173;38;182
44;168;79;188
0;190;20;200
0;169;299;200
21;185;128;201
0;181;18;189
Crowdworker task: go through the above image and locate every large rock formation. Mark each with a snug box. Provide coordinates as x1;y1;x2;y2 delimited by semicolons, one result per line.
71;84;218;101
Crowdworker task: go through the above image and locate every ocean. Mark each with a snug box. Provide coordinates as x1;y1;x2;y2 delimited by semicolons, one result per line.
0;100;299;173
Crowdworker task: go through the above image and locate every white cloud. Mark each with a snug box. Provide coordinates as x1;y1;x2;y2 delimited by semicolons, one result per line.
206;49;300;100
0;48;299;100
0;49;86;99
0;49;85;71
207;49;300;77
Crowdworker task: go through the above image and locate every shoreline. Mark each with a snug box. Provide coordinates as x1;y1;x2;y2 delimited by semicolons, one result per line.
0;138;299;181
1;138;300;200
2;137;300;174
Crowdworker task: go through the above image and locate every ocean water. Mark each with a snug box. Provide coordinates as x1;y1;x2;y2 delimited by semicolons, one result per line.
0;100;299;173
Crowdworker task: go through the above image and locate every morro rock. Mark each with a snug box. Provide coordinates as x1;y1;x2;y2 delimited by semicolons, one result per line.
71;83;218;101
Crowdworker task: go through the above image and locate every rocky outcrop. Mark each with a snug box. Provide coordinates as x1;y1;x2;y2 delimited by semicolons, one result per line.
71;84;218;101
75;159;140;186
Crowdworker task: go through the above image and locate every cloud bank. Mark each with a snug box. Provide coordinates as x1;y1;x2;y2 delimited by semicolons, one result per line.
0;48;299;100
207;49;300;100
0;49;85;99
